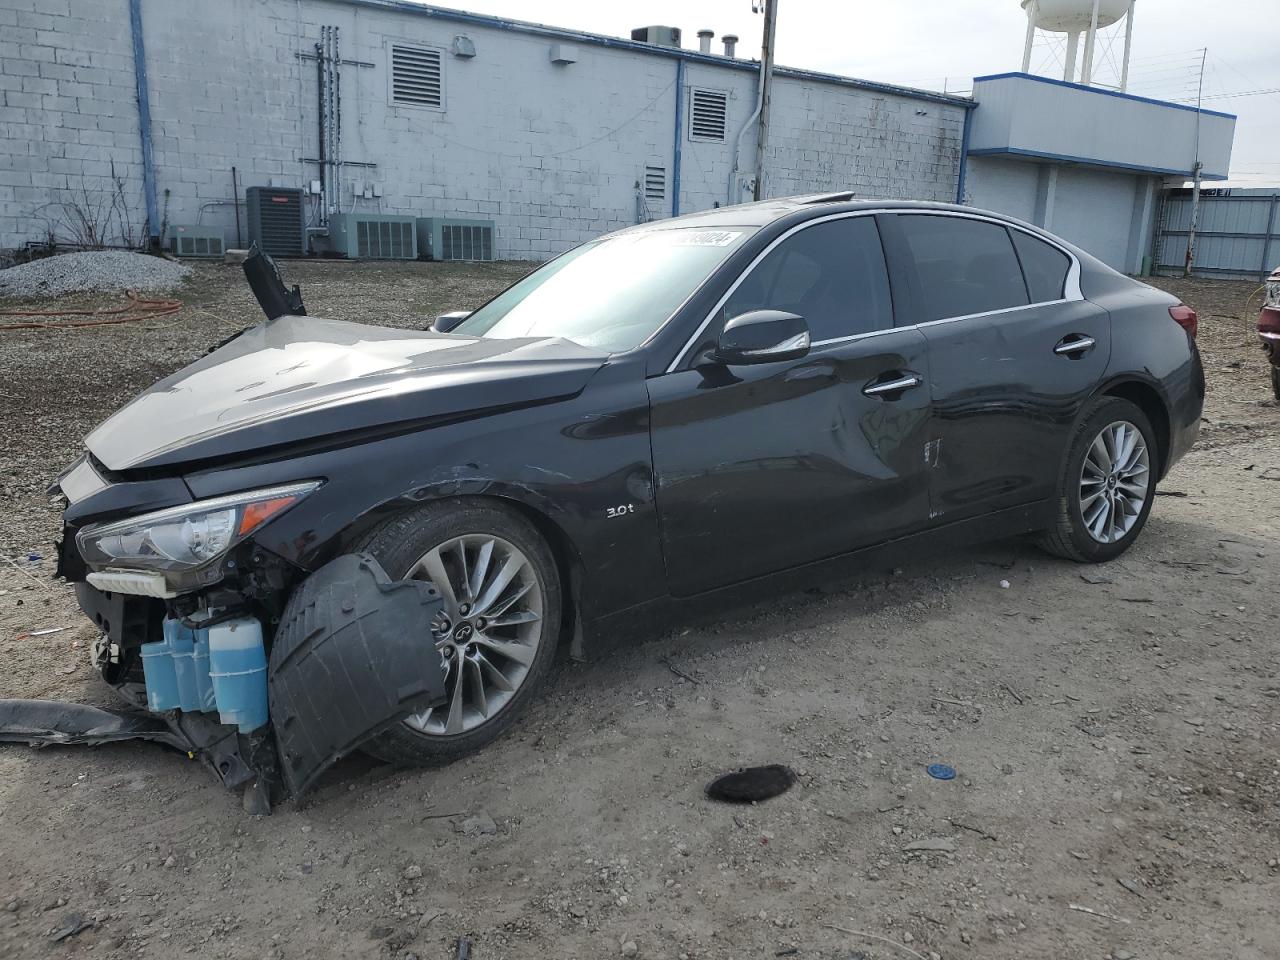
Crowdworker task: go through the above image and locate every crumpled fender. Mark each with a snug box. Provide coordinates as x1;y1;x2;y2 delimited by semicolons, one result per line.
269;553;447;799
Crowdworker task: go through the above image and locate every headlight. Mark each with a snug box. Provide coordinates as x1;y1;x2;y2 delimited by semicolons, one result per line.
76;482;319;574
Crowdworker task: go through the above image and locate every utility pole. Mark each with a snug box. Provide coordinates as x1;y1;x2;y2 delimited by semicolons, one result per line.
1184;47;1207;277
752;0;778;201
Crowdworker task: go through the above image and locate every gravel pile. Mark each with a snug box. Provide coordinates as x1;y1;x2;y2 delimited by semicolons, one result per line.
0;250;191;298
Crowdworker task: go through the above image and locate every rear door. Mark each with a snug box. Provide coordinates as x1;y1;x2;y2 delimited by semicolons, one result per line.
879;213;1111;524
647;214;933;596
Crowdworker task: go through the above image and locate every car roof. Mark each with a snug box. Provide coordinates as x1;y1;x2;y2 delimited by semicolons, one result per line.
615;193;1118;287
633;194;1022;231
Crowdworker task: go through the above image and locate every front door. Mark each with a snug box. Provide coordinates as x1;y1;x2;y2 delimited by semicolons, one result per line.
647;215;934;597
881;212;1111;523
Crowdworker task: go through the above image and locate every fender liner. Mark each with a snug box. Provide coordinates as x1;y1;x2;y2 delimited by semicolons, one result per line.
269;553;447;799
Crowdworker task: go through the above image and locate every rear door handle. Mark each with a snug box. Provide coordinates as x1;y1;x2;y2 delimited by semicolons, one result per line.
862;373;922;398
1054;334;1096;357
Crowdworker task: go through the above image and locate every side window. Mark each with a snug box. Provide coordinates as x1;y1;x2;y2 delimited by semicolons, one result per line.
722;217;893;342
897;216;1029;321
1011;230;1071;303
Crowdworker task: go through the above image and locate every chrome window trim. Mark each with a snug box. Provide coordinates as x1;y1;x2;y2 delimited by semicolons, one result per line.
665;208;1084;374
806;297;1074;350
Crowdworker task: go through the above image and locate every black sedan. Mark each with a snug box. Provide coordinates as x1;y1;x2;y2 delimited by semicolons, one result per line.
51;195;1203;793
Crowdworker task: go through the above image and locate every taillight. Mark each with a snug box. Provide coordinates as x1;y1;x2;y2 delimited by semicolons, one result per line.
1169;304;1197;338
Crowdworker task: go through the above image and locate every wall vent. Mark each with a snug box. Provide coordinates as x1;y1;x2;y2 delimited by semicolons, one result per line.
690;88;729;142
644;165;666;201
246;187;305;257
166;224;225;258
391;44;443;108
329;213;418;259
417;218;496;261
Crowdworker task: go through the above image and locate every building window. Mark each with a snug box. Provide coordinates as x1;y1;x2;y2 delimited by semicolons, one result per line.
644;165;666;202
689;88;728;142
390;44;443;108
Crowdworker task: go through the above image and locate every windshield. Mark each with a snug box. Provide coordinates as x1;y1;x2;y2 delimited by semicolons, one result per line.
453;226;754;352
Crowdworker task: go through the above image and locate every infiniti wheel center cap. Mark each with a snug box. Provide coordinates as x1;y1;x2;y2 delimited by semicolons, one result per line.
453;622;474;642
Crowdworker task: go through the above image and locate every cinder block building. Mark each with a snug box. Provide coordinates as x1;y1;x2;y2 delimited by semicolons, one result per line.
0;0;1235;272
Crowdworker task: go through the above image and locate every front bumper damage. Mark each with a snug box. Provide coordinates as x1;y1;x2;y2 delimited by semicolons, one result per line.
1;554;448;811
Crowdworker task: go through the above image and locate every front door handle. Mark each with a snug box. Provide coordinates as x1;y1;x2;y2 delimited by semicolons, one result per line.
863;373;922;398
1054;334;1096;357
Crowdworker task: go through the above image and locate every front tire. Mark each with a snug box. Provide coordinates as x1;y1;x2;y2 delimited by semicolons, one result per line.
353;499;561;766
1038;396;1158;563
1271;365;1280;402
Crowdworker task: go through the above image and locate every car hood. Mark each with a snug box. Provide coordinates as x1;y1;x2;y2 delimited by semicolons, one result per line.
86;315;608;471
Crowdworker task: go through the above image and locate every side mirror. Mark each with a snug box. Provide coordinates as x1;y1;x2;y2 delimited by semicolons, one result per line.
709;310;810;366
432;310;471;333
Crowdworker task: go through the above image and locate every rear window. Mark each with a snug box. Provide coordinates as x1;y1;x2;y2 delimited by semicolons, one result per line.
1011;230;1071;302
897;215;1029;321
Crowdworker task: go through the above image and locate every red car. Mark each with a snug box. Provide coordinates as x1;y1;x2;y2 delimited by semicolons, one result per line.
1262;266;1280;400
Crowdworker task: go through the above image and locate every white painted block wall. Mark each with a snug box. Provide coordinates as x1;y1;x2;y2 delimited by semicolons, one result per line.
0;0;968;258
965;155;1158;273
963;155;1040;224
0;0;147;248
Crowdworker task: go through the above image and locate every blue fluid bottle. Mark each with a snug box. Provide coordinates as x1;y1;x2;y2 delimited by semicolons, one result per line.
207;616;268;733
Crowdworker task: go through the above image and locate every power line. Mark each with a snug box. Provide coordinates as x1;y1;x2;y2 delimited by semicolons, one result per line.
1175;87;1280;102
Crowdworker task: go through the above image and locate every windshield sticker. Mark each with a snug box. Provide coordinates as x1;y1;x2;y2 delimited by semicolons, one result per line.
668;230;744;247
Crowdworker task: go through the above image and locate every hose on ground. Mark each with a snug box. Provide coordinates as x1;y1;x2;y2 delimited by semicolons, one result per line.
0;290;182;330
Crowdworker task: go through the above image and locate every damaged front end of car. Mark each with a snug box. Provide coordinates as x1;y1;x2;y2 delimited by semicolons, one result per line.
6;247;612;810
10;251;457;812
45;469;449;811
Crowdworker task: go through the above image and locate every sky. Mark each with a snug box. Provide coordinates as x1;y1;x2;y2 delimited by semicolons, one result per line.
416;0;1278;187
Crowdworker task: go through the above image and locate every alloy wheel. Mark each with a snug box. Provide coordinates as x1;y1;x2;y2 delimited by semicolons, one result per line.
402;534;544;736
1078;420;1150;544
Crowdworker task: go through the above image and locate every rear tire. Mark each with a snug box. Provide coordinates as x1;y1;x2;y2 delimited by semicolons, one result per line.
353;499;561;766
1271;365;1280;402
1038;396;1158;563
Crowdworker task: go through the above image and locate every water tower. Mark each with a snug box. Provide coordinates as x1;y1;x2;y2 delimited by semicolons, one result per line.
1020;0;1137;90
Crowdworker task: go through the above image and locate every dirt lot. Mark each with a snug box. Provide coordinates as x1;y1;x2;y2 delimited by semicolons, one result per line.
0;261;1277;960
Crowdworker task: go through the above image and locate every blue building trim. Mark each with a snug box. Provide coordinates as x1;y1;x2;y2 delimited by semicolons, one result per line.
340;0;976;110
128;0;159;241
672;58;684;217
972;71;1237;121
967;145;1229;181
956;107;973;204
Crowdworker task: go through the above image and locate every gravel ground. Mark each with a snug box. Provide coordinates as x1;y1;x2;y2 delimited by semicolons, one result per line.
0;251;191;298
0;262;1277;960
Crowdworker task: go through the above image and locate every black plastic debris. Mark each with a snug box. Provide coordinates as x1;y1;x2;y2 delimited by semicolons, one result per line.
705;764;797;803
0;699;186;750
242;243;305;320
50;912;94;942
